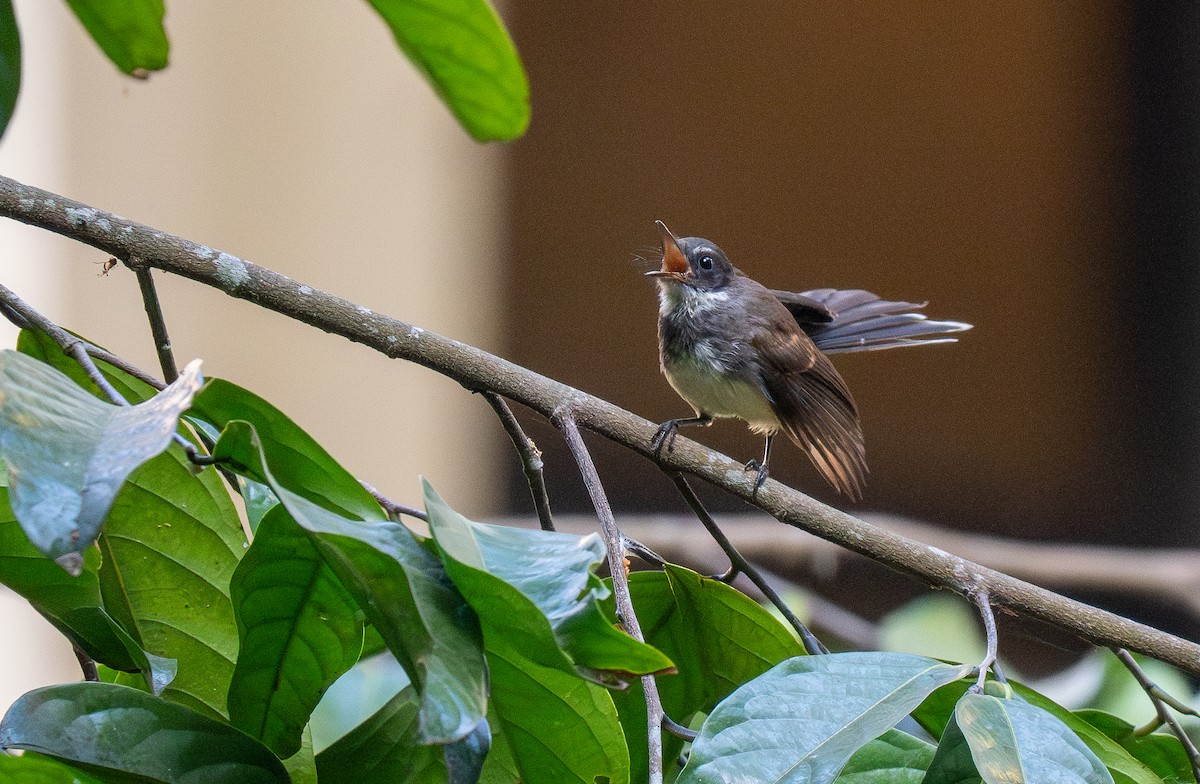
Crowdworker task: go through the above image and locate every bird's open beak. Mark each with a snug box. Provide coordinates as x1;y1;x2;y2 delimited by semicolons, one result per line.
646;220;688;279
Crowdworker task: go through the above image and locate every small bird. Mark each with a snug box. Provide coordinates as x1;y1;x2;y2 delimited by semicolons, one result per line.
646;220;971;499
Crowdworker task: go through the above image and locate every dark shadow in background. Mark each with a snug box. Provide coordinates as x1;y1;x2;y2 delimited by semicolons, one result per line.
500;4;1200;654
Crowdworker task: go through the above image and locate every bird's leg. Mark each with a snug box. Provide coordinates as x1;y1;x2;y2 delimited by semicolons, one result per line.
652;414;713;455
743;433;774;489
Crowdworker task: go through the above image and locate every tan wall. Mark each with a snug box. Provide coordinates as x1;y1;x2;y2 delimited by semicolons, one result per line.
0;1;505;713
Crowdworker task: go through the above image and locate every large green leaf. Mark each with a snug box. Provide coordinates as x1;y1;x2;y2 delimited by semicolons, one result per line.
926;692;1114;784
188;378;382;522
0;682;288;784
211;418;487;744
677;652;972;783
487;637;630;784
62;0;167;75
610;567;806;781
424;480;673;681
0;751;109;783
364;0;529;142
227;506;365;759
96;439;244;718
0;0;19;140
834;728;935;783
0;350;203;572
317;685;502;784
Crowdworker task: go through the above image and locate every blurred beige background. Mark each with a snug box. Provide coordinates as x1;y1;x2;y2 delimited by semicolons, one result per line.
0;1;507;713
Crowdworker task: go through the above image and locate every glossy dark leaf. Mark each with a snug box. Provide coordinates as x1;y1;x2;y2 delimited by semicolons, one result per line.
424;480;672;681
228;506;365;758
364;0;529;141
0;350;203;572
677;652;972;783
0;0;19;140
0;682;289;783
62;0;167;74
211;418;486;744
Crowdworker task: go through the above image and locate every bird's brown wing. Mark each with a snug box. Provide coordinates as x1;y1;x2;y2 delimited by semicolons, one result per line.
751;322;867;499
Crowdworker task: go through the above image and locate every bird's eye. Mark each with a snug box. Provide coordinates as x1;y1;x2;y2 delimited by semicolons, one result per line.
698;255;714;270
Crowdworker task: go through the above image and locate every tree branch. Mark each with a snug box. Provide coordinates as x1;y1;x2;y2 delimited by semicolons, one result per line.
1;174;1198;674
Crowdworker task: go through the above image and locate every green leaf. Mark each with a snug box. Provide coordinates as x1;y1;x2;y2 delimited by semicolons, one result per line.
1014;684;1164;784
922;704;986;784
677;652;972;783
0;0;19;140
316;685;448;782
0;682;289;783
364;0;530;141
0;751;109;784
188;378;382;522
0;473;132;668
0;350;203;572
211;418;487;744
1074;710;1195;784
97;440;244;717
610;567;806;781
0;485;178;693
424;480;673;681
487;638;630;784
17;327;161;405
227;506;365;758
62;0;167;75
284;726;319;784
914;680;1162;784
316;685;496;784
936;692;1114;784
834;728;936;783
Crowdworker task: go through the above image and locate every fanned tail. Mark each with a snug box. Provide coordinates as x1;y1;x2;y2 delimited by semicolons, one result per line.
773;288;973;355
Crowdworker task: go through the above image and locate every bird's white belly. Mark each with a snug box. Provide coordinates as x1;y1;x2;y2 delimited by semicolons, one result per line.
663;353;780;434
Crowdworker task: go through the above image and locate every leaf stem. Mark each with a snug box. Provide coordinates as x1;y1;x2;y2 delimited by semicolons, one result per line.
130;260;179;383
482;392;555;531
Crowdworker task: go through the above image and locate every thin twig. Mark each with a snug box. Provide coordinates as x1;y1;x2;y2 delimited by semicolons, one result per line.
623;536;667;568
4;175;1200;674
482;392;555;531
662;714;698;742
1114;647;1200;780
666;470;828;655
969;590;999;690
72;644;99;682
0;282;153;406
130;260;179;383
361;481;428;522
556;414;665;784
